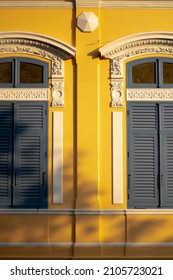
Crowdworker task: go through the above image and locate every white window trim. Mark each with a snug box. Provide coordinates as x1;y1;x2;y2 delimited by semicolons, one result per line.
99;31;173;107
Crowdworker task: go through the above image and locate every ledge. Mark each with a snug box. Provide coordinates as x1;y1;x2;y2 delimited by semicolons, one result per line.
0;209;173;215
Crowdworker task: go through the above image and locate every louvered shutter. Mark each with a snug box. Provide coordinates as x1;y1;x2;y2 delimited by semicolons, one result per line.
0;103;12;206
13;102;47;208
159;104;173;207
127;103;159;208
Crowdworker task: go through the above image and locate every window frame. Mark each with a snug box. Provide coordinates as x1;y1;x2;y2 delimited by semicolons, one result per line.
0;57;48;88
127;57;173;89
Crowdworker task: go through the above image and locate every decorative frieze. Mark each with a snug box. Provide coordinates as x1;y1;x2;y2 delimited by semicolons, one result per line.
0;88;50;101
127;88;173;101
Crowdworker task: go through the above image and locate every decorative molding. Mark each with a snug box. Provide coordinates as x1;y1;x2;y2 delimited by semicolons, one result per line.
111;81;123;107
1;208;173;215
0;32;76;106
127;88;173;101
0;0;74;8
76;1;173;9
0;88;49;101
99;32;173;107
100;1;173;9
0;32;75;59
51;81;64;107
0;0;173;9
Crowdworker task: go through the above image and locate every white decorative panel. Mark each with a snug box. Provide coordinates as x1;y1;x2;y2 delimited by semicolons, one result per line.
127;88;173;101
0;88;49;101
53;112;63;204
112;112;123;204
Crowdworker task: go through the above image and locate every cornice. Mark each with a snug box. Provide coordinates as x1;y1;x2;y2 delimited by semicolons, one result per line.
0;1;74;8
0;1;173;9
100;1;173;9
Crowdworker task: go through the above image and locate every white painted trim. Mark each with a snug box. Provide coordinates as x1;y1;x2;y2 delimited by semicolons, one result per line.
99;31;173;58
0;88;50;101
99;31;173;107
53;112;63;204
0;31;76;58
127;88;173;102
112;112;123;204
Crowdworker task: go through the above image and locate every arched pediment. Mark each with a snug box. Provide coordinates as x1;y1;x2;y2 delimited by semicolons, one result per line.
0;32;76;106
0;31;76;59
99;32;173;106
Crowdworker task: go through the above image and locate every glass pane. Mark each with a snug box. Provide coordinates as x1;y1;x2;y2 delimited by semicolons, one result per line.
0;62;12;83
132;62;156;84
20;62;43;83
163;62;173;84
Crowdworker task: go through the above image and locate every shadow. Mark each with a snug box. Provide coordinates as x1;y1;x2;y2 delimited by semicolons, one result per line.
0;101;48;209
1;100;173;260
87;48;100;59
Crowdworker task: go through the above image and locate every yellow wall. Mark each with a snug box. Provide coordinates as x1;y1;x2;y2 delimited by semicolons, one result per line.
1;4;173;259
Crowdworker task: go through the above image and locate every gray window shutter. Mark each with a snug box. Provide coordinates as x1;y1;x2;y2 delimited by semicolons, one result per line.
0;104;12;206
127;103;159;208
160;104;173;207
13;102;47;208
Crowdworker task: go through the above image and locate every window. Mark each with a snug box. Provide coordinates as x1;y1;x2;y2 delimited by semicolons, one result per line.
0;57;48;208
0;57;48;88
127;57;173;88
127;58;173;208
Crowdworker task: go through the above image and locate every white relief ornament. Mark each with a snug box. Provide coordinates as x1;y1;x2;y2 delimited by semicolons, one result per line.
111;59;122;76
111;82;123;107
0;88;49;101
127;89;173;101
51;81;64;107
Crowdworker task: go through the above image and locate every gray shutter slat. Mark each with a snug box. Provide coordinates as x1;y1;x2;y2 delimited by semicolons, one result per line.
13;102;47;208
0;104;12;206
160;104;173;207
128;103;159;208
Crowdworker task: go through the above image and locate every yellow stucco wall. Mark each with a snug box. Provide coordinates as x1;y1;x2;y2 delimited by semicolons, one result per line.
1;4;173;258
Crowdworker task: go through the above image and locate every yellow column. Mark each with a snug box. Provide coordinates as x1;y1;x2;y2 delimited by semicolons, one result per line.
74;7;101;257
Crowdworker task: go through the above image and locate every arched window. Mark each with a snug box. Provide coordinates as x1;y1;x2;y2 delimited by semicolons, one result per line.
0;57;48;88
127;57;173;88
